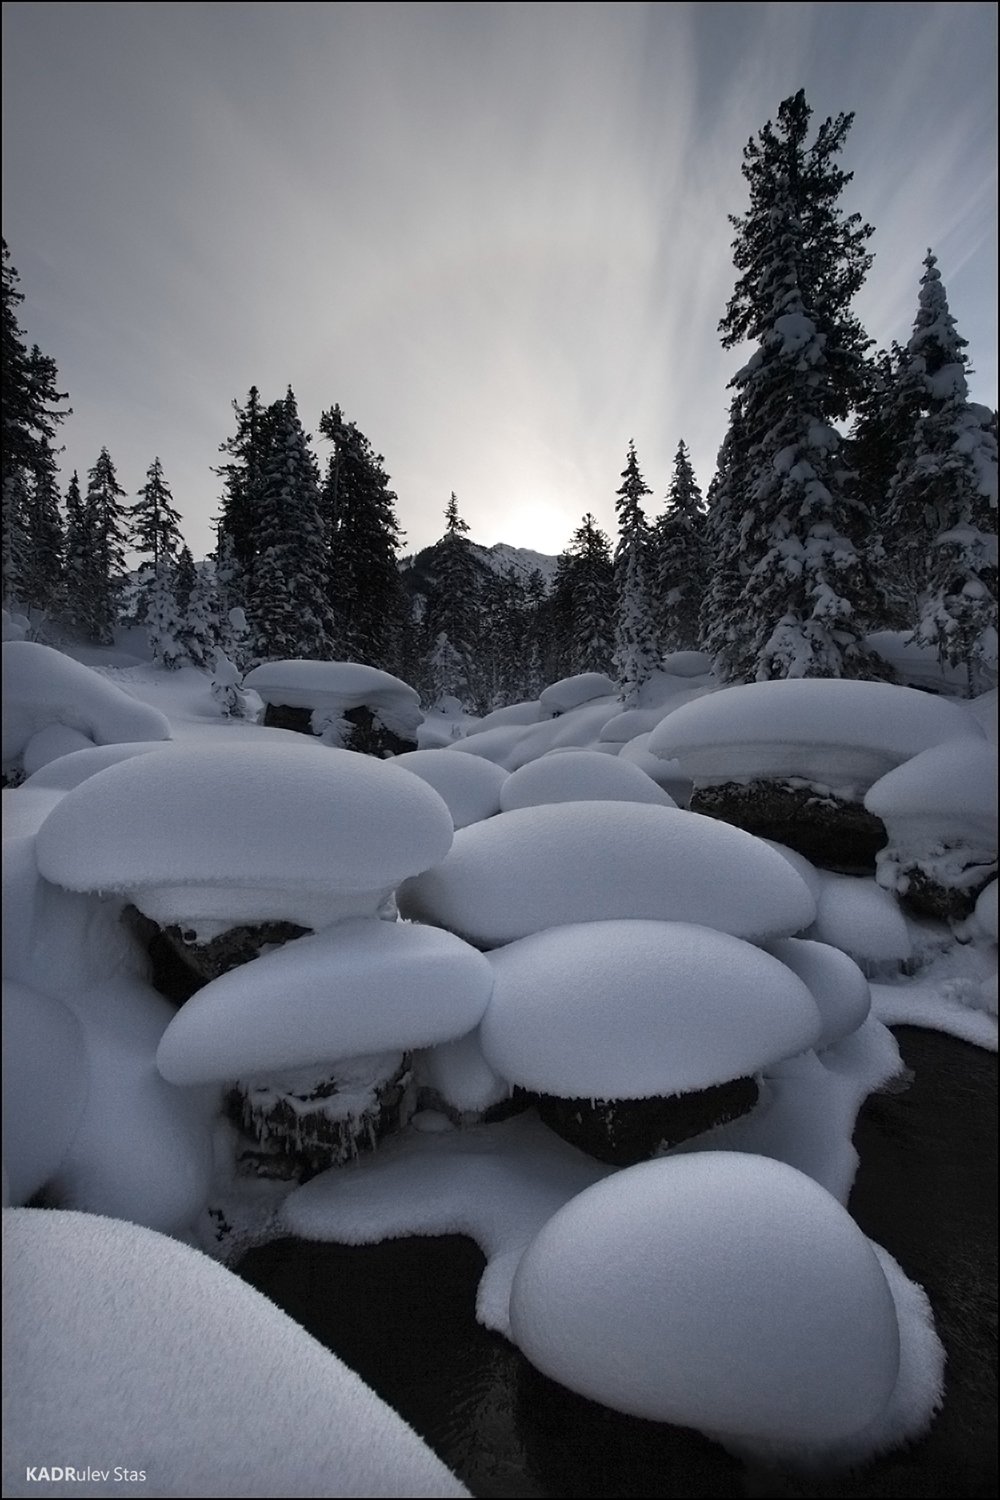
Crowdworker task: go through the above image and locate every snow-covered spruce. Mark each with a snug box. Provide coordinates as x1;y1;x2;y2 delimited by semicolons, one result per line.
507;1152;943;1466
479;920;821;1162
3;1209;469;1498
865;739;998;920
243;658;423;755
397;801;816;950
648;677;984;869
2;640;170;782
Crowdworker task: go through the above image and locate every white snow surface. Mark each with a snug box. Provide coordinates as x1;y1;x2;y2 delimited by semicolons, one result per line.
498;750;676;811
538;672;616;714
156;918;494;1086
480;922;821;1097
21;721;94;776
2;641;170;767
415;1029;511;1117
974;879;998;942
766;938;871;1051
388;748;507;828
864;630;971;694
464;700;543;734
242;659;423;738
2;981;88;1205
2;1209;469;1499
21;739;169;791
809;872;913;968
660;650;715;677
966;688;997;741
648;679;984;797
1;786;65;839
865;739;998;847
508;1153;900;1445
34;742;454;937
398;802;817;948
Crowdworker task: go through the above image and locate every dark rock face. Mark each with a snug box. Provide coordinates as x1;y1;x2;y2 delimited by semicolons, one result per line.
896;864;996;924
1;765;26;789
691;780;887;873
530;1076;759;1166
262;701;416;757
414;1084;529;1130
123;905;309;1000
226;1055;415;1181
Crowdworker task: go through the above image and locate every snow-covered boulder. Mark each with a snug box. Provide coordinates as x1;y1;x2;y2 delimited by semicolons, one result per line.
2;981;88;1206
974;879;998;943
809;872;913;973
156;919;493;1087
35;742;454;943
538;672;616;716
243;659;423;755
660;649;714;678
388;747;507;828
481;921;820;1161
413;1029;514;1126
2;640;171;780
398;802;816;949
21;739;169;792
499;749;675;812
967;688;997;742
766;938;871;1051
649;679;984;871
865;739;998;920
2;1208;470;1498
509;1153;900;1449
464;700;543;734
616;732;693;803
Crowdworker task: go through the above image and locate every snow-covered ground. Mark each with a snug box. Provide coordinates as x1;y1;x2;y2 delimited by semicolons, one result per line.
3;642;996;1491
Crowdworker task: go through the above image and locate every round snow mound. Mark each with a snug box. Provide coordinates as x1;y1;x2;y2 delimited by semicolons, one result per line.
499;750;675;812
398;802;816;947
509;1152;900;1443
767;938;871;1051
481;922;820;1098
389;749;507;828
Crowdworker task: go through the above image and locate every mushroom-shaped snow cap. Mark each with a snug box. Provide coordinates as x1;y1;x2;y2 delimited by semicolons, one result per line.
499;750;675;812
156;917;494;1085
2;640;171;767
538;672;616;716
864;739;998;849
481;921;821;1098
648;678;984;798
21;739;168;792
766;937;871;1051
388;748;507;828
35;742;454;938
398;802;816;947
509;1152;900;1442
242;658;423;735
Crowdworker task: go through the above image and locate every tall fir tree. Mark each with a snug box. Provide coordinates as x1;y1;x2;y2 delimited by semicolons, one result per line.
613;441;660;704
214;386;274;603
848;343;915;626
247;389;336;664
61;471;92;637
144;563;187;670
81;447;131;644
540;551;578;685
886;253;998;694
131;457;184;573
652;441;708;653
318;404;408;668
711;90;885;682
422;493;482;708
567;513;616;674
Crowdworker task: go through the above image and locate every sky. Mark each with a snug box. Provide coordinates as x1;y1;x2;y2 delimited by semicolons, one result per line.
2;1;997;563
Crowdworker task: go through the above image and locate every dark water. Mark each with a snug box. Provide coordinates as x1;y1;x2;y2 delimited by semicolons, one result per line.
236;1027;997;1499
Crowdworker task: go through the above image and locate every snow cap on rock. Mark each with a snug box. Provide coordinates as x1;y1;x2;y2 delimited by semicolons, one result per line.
539;672;616;716
156;917;494;1086
864;739;998;850
766;937;871;1050
509;1152;900;1443
481;921;821;1098
499;750;675;812
398;802;816;948
648;679;984;798
242;659;423;739
35;742;454;939
388;748;507;828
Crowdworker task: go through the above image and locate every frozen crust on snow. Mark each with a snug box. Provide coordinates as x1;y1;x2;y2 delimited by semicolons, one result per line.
397;802;817;948
2;1208;470;1498
647;678;984;797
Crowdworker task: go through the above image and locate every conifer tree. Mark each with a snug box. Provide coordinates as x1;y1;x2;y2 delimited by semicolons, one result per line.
1;470;30;609
849;344;914;626
711;91;884;682
542;552;579;685
887;253;998;693
318;404;407;668
131;458;184;573
214;386;273;601
61;471;91;637
81;447;131;643
567;513;615;674
19;454;65;617
247;389;336;663
144;563;187;669
422;494;482;707
181;565;221;670
652;441;707;653
613;442;659;704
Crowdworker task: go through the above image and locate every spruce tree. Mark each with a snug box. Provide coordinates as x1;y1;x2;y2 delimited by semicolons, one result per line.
19;453;65;617
62;471;92;637
247;389;336;664
422;494;482;708
652;441;708;653
181;565;221;670
849;344;915;626
131;457;184;573
318;404;407;668
81;447;131;644
712;91;884;682
144;563;187;669
567;513;615;674
613;442;659;704
887;253;998;693
214;386;274;602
